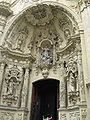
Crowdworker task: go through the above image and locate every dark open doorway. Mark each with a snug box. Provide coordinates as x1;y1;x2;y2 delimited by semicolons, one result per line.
31;79;59;120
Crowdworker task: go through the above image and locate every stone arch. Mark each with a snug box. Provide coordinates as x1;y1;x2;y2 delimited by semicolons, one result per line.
0;2;86;120
0;1;80;46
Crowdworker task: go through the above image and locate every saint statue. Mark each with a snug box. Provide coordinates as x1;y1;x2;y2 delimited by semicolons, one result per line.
7;79;14;95
6;78;17;96
69;72;76;92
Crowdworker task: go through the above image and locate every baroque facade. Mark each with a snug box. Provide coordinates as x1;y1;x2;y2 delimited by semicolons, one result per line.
0;0;90;120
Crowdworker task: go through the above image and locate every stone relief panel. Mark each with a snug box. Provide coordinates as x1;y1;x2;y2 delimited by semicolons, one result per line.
55;38;85;107
15;26;28;51
60;113;67;120
0;112;14;120
81;109;87;120
0;111;27;120
7;25;28;52
2;65;22;106
16;113;23;120
69;111;80;120
66;56;80;106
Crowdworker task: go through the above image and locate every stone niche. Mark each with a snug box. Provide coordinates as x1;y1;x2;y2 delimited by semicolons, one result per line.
0;3;87;120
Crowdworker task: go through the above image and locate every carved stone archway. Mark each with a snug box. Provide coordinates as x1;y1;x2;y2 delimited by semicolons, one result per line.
0;2;87;120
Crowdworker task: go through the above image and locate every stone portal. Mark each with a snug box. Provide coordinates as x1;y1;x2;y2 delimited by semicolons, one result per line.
31;80;59;120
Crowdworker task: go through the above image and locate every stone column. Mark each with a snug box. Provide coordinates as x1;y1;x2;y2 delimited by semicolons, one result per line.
59;63;66;108
53;44;56;66
79;2;90;119
79;28;89;120
77;50;86;102
60;79;66;108
21;67;30;108
80;1;90;81
0;62;5;104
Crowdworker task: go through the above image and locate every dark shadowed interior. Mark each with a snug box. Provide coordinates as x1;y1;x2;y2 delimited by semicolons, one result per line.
31;80;59;120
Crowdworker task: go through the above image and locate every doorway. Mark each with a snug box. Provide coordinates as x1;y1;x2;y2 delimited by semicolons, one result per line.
31;79;59;120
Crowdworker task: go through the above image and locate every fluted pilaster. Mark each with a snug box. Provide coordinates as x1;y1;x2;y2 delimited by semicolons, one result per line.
21;67;30;108
0;62;5;104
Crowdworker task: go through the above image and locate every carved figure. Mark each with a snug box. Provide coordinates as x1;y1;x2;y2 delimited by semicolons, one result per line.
16;27;28;51
64;29;71;39
69;72;76;92
2;65;21;105
42;66;49;78
6;77;18;96
7;79;14;95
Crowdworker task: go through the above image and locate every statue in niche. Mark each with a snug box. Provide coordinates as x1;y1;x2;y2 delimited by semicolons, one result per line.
6;77;17;96
64;29;71;40
41;46;52;64
16;27;28;51
28;42;33;53
68;71;76;92
7;79;13;95
2;65;21;105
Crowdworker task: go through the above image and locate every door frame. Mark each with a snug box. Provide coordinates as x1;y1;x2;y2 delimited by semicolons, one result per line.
30;79;60;120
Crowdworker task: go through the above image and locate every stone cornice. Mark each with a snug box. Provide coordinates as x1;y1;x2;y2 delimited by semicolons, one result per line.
0;46;35;63
56;34;80;54
0;105;29;112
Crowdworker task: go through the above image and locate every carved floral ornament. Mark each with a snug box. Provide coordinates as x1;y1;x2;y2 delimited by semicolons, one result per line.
0;112;14;120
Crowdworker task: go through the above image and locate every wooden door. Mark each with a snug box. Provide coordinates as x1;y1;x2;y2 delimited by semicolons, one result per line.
31;80;59;120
